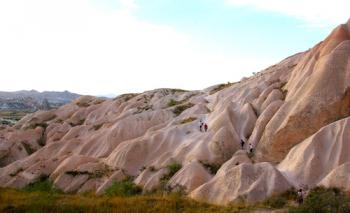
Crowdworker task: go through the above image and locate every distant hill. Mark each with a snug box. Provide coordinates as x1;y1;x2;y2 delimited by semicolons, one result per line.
0;90;80;111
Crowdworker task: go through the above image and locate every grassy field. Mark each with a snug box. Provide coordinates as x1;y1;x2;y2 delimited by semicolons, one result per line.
1;177;350;213
1;184;350;212
0;188;254;213
0;111;30;121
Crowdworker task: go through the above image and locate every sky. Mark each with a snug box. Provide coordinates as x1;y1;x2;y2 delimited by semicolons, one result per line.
0;0;349;96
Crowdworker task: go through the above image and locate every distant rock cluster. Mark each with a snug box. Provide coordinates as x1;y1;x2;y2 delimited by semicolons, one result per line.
0;90;80;112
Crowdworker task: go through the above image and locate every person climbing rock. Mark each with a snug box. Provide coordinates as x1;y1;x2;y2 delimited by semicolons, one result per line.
249;143;253;153
240;139;245;149
204;123;208;132
199;122;203;132
297;188;304;205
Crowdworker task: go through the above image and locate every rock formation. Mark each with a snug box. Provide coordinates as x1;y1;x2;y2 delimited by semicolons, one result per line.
0;19;349;205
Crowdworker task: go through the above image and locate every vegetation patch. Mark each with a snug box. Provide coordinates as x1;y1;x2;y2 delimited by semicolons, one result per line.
134;105;153;114
21;142;35;155
170;89;188;93
209;82;235;95
117;93;140;102
172;103;194;116
149;166;157;172
37;130;46;146
167;99;181;107
9;168;24;177
22;176;61;194
158;163;182;192
180;117;197;124
199;161;221;175
105;179;142;197
76;102;90;107
93;124;103;131
69;119;85;127
0;187;254;213
65;170;106;179
289;187;350;213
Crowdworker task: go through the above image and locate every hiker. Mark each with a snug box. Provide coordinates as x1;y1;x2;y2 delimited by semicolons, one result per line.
199;119;204;132
240;139;245;149
297;188;304;205
249;143;253;153
204;123;208;132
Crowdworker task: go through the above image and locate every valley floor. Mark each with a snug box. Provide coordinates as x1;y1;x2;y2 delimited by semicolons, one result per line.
1;186;350;212
0;187;276;213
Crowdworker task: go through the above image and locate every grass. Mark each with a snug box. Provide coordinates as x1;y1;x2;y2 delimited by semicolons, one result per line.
22;177;62;194
3;184;350;212
209;82;235;95
0;187;251;213
0;111;30;121
199;161;221;175
134;104;153;114
180;117;197;124
105;179;142;197
289;187;350;213
170;89;188;93
172;103;194;116
167;99;181;107
159;163;182;192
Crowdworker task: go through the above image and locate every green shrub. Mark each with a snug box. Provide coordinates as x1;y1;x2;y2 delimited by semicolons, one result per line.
209;82;235;95
167;163;182;177
264;196;287;208
170;89;188;93
199;161;221;175
289;187;350;213
167;99;180;107
180;117;197;124
21;142;35;155
22;176;61;194
105;180;142;197
160;163;182;191
173;103;194;116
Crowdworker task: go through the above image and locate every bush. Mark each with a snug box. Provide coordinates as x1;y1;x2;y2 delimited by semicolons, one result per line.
209;82;234;95
105;180;142;197
22;176;61;194
289;187;350;213
173;103;194;116
167;99;180;107
180;117;197;124
167;163;182;178
159;163;183;192
199;161;221;175
264;196;287;208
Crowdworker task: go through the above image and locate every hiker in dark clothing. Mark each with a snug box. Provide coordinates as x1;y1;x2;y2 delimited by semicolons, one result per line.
199;122;203;132
249;143;253;153
297;188;304;205
204;123;208;132
240;139;245;149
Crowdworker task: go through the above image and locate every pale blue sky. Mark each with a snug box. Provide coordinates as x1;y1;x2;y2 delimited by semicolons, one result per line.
0;0;348;96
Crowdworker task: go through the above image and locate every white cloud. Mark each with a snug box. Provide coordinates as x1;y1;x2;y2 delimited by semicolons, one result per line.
0;0;275;96
226;0;350;27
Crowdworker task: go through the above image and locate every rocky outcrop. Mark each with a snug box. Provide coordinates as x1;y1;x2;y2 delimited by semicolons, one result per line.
0;20;350;206
256;20;350;163
278;117;350;187
190;162;291;205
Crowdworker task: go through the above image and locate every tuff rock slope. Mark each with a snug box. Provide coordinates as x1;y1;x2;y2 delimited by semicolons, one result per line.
0;19;349;205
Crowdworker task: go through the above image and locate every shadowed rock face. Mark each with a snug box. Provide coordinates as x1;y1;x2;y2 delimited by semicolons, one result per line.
0;20;350;205
256;20;350;163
